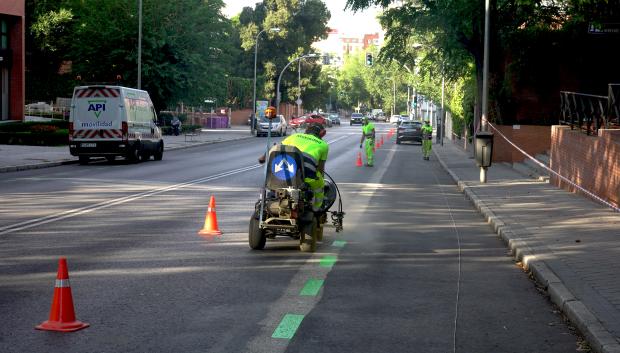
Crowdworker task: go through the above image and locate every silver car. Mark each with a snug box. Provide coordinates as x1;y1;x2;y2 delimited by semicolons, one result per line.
256;115;288;137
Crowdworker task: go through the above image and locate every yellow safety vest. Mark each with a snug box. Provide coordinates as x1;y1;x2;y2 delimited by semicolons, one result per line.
282;133;329;180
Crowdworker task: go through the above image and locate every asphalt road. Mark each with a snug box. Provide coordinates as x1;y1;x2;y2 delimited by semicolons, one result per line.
0;123;582;352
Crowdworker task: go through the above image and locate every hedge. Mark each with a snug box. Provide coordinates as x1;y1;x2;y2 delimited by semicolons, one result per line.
0;130;69;146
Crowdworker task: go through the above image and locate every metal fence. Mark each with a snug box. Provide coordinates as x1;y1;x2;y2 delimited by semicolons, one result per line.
560;84;620;135
609;84;620;126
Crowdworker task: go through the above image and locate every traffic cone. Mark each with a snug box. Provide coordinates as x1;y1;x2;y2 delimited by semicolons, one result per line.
380;136;384;146
356;152;363;167
198;196;222;236
36;258;89;332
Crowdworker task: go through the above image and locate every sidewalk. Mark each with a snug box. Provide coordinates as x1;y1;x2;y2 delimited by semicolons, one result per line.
434;141;620;353
0;126;253;173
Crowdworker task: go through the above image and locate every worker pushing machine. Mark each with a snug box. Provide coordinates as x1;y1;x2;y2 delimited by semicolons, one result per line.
359;117;375;167
422;120;433;160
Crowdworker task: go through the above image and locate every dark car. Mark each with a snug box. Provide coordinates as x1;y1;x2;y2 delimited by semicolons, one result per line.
396;121;423;144
328;113;341;126
350;113;363;125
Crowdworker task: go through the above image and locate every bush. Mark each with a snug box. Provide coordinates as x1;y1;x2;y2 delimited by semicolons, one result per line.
0;121;69;145
0;120;69;132
0;130;69;146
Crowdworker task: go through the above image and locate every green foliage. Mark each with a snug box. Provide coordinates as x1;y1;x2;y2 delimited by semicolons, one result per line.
0;121;70;145
235;0;330;105
26;0;235;111
347;0;620;126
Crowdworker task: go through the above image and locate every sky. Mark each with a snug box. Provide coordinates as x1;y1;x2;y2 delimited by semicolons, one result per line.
222;0;383;37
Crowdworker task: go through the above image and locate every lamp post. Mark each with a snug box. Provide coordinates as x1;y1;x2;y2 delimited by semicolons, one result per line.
137;0;142;89
252;27;281;136
479;0;491;183
275;53;321;118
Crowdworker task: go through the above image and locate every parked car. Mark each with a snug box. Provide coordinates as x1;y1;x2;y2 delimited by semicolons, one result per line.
389;114;401;124
305;114;330;128
328;113;341;126
319;113;332;127
289;116;307;130
400;115;411;123
396;121;423;144
350;113;364;125
376;112;387;122
25;102;53;114
256;115;287;137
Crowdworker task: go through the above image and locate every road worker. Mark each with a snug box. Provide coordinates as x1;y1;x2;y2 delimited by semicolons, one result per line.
422;120;433;160
359;117;375;167
259;107;329;212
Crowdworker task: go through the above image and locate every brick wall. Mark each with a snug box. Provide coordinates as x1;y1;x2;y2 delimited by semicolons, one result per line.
550;126;620;208
491;125;551;163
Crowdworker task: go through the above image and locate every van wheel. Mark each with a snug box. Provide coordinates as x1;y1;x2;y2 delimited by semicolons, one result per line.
139;148;150;162
78;156;90;165
154;142;164;161
127;144;141;163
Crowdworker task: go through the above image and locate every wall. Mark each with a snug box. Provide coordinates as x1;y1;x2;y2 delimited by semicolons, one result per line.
0;1;25;120
491;125;551;163
550;126;620;208
230;108;252;126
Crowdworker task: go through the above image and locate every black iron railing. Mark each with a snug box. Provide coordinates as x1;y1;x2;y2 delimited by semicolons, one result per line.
608;84;620;127
560;84;620;135
560;91;608;135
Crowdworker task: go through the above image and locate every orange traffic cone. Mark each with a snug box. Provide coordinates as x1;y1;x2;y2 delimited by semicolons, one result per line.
356;152;363;167
198;196;222;236
380;136;384;146
36;258;89;332
375;141;380;149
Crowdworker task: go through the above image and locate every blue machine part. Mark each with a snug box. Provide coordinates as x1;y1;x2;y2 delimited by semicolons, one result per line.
271;154;297;181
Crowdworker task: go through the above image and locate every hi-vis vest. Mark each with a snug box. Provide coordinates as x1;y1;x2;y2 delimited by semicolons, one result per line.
363;123;375;140
422;124;433;140
282;133;329;180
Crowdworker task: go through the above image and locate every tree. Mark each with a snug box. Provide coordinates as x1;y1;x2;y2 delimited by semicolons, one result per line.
26;0;236;111
235;0;331;107
346;0;620;126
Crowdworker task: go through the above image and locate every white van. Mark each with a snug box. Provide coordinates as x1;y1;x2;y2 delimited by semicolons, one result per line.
69;85;164;164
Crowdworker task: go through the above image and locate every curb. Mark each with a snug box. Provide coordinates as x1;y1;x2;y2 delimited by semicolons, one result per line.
0;135;254;174
433;148;620;353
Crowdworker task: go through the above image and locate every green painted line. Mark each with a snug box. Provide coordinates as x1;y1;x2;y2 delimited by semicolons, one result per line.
272;314;305;339
300;279;324;296
332;240;347;248
320;255;338;268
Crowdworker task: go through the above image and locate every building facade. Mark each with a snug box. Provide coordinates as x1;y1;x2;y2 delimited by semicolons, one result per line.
0;1;25;121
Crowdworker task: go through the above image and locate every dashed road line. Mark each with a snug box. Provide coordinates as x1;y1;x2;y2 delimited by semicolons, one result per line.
272;314;305;339
300;279;324;296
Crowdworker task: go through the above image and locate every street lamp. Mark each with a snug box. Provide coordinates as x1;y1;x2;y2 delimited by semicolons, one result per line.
137;0;142;89
275;53;322;118
252;27;281;135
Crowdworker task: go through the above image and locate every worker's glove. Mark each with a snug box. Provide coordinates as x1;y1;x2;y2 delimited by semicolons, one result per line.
359;144;363;149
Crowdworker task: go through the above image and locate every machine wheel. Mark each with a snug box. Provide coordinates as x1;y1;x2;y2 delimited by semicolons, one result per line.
153;142;164;161
105;156;116;162
78;156;90;165
249;215;266;250
299;219;317;252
